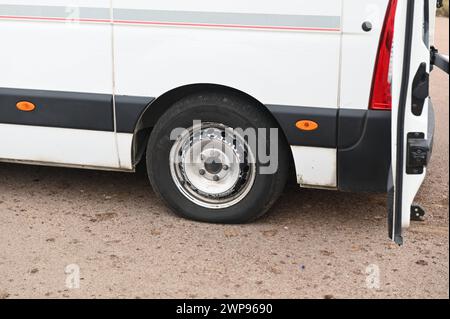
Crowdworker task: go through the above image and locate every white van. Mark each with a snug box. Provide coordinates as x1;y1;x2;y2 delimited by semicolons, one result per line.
0;1;448;243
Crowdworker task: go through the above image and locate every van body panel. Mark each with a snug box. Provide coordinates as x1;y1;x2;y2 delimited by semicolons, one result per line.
0;0;119;167
340;0;389;110
0;124;119;168
291;146;337;188
0;0;443;237
0;1;113;94
112;0;343;108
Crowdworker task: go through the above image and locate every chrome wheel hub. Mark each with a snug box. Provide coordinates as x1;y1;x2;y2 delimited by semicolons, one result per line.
170;123;256;209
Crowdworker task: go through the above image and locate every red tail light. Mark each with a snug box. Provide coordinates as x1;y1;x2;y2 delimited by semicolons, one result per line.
369;0;398;110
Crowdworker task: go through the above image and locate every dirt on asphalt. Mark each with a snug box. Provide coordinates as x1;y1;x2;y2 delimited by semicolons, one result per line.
0;18;448;300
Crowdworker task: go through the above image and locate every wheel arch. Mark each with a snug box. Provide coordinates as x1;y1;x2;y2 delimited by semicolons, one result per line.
131;83;294;176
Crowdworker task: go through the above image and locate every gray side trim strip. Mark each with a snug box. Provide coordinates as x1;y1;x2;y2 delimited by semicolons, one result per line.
0;4;341;30
0;4;110;20
114;9;341;30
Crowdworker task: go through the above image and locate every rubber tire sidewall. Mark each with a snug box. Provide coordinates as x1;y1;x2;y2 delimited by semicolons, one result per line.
147;93;288;224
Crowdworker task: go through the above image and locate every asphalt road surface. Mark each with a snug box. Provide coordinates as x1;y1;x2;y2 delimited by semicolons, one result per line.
0;18;448;299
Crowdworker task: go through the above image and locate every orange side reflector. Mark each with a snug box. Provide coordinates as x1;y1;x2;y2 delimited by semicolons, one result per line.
16;101;36;112
296;120;319;131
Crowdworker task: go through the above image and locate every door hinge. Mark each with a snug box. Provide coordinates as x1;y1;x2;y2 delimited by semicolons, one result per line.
411;205;426;222
412;63;429;116
431;46;450;74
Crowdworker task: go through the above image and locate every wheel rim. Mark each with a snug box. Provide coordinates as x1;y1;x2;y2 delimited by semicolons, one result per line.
169;122;256;209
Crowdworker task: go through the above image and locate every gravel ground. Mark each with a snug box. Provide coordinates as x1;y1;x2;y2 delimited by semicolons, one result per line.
0;18;448;300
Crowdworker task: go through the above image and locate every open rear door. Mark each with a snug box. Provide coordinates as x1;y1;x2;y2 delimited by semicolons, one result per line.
389;0;447;245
